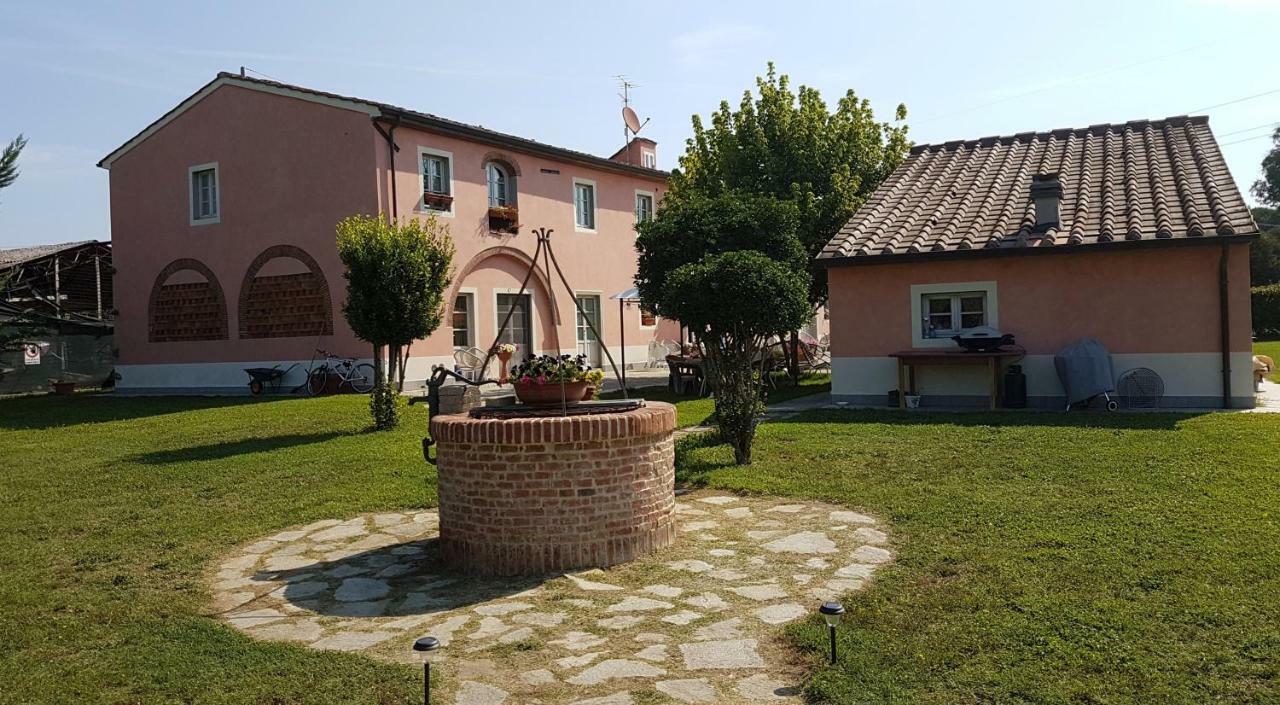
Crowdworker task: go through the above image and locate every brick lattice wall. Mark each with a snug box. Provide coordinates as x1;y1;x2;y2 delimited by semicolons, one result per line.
148;258;228;342
430;402;677;576
238;245;334;340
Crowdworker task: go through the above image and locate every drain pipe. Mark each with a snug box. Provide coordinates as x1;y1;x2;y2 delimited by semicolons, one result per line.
1219;239;1232;409
373;114;402;220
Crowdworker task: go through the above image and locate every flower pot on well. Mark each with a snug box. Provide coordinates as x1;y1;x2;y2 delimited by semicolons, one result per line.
514;380;589;406
496;351;513;384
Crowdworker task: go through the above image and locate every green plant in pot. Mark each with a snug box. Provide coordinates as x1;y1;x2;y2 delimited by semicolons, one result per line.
510;354;594;406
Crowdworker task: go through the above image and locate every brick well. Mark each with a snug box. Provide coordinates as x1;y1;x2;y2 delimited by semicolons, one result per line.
429;402;677;576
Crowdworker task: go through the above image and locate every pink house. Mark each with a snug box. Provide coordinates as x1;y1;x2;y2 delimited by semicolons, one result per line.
819;116;1259;409
99;73;673;394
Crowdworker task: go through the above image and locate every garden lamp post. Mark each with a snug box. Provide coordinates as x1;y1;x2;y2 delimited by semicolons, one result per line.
819;601;845;664
413;635;441;704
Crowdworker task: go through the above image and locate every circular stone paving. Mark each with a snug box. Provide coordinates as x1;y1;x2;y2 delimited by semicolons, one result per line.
209;491;892;704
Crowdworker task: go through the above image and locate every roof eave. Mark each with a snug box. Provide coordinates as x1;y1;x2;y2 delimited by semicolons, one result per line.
816;232;1260;268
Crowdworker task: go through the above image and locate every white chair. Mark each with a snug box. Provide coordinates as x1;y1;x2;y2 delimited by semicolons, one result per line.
647;340;668;368
453;347;486;381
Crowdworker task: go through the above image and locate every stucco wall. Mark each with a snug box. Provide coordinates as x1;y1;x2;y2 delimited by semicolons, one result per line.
110;82;671;393
109;84;380;377
826;243;1254;408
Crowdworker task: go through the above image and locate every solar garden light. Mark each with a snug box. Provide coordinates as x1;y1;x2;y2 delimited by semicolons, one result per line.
819;601;845;664
413;635;441;704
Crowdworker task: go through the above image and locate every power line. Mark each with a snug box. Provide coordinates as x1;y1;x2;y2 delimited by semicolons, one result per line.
1219;121;1280;138
1188;87;1280;113
1221;132;1276;147
913;40;1221;124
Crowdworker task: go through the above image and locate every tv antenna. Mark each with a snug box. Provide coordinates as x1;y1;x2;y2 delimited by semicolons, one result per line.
616;75;650;164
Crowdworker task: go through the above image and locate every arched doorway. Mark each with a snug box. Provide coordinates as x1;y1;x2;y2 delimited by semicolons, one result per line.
445;247;558;361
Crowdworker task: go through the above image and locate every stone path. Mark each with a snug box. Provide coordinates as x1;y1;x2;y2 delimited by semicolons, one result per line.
209;492;891;704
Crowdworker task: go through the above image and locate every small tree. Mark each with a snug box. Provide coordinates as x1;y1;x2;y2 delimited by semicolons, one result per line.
0;134;27;201
1253;127;1280;207
637;193;811;465
336;214;454;429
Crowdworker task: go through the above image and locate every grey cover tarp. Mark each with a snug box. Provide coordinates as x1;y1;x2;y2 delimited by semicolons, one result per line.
1053;337;1115;405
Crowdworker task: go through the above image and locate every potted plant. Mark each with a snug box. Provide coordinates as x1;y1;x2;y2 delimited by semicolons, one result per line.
487;205;519;234
510;354;593;406
423;192;454;211
494;343;516;384
582;368;605;400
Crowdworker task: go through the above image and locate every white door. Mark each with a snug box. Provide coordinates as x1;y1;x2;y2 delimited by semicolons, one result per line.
575;295;602;367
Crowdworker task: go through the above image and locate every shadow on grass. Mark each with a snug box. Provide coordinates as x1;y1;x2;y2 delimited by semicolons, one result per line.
675;430;733;487
132;431;360;465
775;406;1208;431
0;391;267;431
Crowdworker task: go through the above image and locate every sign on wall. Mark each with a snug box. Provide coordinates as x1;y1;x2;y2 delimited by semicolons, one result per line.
22;344;41;366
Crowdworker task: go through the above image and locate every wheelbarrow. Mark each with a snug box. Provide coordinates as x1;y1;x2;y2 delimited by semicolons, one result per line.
244;363;301;396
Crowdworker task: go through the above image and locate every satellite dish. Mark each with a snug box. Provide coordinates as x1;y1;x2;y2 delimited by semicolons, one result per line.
623;106;642;134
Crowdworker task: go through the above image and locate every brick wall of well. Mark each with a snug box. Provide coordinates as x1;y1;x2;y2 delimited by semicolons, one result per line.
429;402;677;576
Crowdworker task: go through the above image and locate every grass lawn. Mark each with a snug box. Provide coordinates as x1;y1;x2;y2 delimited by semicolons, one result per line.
1255;339;1280;381
2;387;1278;703
682;409;1280;703
605;371;831;428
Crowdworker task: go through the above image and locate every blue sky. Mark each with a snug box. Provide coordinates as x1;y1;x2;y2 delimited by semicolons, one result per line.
1;0;1277;248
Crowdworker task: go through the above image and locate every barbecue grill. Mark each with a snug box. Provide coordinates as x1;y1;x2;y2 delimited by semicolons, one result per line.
951;326;1016;352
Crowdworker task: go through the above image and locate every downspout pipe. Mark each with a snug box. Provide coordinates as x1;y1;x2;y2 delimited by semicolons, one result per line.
1219;239;1232;409
373;114;402;220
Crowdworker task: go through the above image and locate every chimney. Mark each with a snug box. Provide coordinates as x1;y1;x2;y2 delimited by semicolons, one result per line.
1030;173;1062;231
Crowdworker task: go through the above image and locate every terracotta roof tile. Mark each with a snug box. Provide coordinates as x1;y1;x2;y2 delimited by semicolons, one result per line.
818;116;1258;261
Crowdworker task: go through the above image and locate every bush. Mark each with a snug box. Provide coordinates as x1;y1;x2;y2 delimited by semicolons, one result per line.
1255;285;1280;338
369;383;399;431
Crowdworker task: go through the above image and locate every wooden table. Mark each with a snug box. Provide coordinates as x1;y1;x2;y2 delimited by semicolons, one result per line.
889;349;1023;410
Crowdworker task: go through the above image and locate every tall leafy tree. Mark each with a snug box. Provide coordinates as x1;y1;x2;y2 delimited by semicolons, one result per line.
336;214;454;429
1253;127;1280;207
637;193;811;464
1252;206;1280;286
670;64;911;312
0;135;28;200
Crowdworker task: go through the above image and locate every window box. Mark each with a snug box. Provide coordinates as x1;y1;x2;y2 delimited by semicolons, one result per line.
423;192;454;211
488;205;519;234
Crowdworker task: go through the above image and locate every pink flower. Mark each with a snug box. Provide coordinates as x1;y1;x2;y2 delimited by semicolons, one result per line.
520;375;532;384
536;375;547;385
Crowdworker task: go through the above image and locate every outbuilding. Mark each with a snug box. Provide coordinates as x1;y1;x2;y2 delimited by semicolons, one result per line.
818;116;1259;409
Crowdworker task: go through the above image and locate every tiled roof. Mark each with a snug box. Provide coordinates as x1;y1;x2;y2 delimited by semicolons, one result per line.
100;73;668;180
0;240;99;268
818;116;1258;262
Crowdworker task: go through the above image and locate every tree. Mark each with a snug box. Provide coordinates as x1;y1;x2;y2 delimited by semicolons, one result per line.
668;63;910;376
637;193;811;464
1253;127;1280;207
1253;207;1280;286
336;214;454;429
0;134;28;199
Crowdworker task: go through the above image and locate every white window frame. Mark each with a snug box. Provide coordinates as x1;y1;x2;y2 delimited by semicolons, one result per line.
451;288;477;350
641;150;657;169
188;162;220;226
909;281;998;349
417;146;454;217
486;162;510;208
492;288;539;357
634;189;654;225
573;177;597;232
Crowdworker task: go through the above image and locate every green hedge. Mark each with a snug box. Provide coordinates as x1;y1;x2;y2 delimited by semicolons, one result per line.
1253;284;1280;338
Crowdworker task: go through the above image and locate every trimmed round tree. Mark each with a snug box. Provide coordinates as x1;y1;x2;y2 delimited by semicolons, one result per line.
637;193;811;465
664;251;810;464
336;214;454;429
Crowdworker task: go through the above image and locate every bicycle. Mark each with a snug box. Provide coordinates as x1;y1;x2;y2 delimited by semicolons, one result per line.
305;349;376;396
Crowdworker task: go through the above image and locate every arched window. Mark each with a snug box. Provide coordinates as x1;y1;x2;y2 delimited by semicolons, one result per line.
238;245;334;339
148;259;228;342
487;163;509;207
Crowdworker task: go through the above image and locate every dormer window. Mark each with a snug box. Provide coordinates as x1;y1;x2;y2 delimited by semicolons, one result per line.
642;150;656;169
